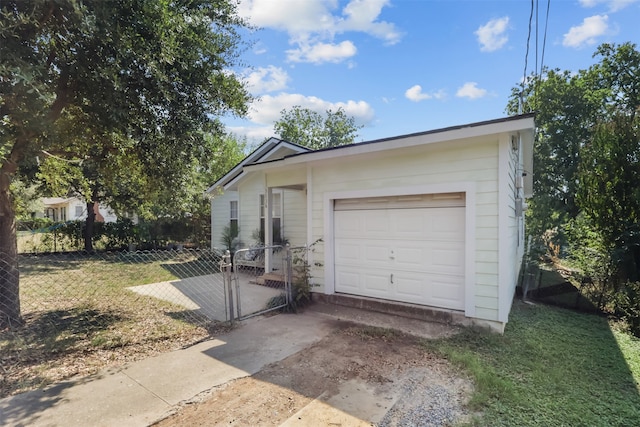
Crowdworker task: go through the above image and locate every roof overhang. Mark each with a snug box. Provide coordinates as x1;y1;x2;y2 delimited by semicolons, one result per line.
205;138;310;195
244;114;536;173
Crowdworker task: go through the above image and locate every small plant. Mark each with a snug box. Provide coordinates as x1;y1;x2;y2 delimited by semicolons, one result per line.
288;239;323;311
220;223;240;253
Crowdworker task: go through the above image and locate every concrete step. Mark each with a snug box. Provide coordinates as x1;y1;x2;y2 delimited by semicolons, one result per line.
312;293;466;326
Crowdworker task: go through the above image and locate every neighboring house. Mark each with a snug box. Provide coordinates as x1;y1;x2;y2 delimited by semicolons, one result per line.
40;197;118;223
207;114;535;332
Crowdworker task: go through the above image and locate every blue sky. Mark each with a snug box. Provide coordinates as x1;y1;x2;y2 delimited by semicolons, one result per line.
224;0;640;144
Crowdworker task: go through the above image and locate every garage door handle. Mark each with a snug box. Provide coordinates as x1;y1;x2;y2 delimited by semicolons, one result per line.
390;274;394;284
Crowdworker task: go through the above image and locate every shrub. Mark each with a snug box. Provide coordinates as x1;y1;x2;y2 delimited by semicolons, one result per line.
614;282;640;337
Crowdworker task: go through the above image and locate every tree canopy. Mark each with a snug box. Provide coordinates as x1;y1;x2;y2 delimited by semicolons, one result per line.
0;0;252;328
507;42;639;241
273;106;362;149
510;42;640;332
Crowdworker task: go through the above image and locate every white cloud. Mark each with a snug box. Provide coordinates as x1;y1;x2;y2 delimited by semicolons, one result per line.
242;66;289;94
579;0;638;12
456;82;488;99
287;40;357;63
238;0;402;64
248;93;375;127
563;15;609;48
404;85;446;102
228;125;275;143
339;0;403;45
475;17;510;52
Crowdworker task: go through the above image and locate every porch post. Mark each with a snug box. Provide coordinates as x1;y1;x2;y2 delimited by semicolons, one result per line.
265;187;273;272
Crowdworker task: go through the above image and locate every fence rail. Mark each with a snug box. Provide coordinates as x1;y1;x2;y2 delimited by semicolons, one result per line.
0;245;310;398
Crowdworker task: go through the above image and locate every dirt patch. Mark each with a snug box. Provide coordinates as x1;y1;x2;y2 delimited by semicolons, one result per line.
153;324;473;426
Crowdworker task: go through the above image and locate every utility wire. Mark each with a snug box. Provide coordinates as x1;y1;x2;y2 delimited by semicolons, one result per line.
540;0;551;75
535;0;539;77
521;0;535;113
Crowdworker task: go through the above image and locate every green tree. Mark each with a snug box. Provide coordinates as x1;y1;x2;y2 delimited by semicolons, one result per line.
509;42;640;330
507;69;600;241
273;106;362;149
577;115;640;281
507;42;639;244
0;0;251;328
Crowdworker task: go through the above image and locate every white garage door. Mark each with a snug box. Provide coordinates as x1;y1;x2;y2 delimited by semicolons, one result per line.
334;193;465;310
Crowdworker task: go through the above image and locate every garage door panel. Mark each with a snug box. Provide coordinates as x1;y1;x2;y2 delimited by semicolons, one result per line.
335;270;360;292
395;276;423;298
432;243;465;269
336;239;393;268
430;276;465;310
335;200;465;311
335;241;360;261
363;272;391;294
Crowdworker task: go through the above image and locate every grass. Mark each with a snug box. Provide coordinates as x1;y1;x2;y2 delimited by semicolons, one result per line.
425;301;640;426
0;251;224;398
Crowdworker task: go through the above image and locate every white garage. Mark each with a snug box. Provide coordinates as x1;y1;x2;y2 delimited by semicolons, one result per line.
208;114;536;332
334;193;466;310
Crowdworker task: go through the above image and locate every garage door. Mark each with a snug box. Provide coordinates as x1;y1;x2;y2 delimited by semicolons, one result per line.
334;193;465;310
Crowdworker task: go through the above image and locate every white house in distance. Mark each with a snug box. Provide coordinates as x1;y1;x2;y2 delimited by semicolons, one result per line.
40;197;118;223
207;114;535;332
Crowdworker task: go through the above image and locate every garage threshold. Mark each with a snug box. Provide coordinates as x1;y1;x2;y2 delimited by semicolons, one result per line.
311;293;469;336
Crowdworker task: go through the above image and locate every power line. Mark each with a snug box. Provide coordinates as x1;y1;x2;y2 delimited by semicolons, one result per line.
540;0;551;75
520;0;535;113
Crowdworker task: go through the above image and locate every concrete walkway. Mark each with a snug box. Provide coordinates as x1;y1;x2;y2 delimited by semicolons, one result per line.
0;311;338;427
0;303;457;427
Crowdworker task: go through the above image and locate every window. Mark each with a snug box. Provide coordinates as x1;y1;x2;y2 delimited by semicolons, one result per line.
259;192;282;243
75;205;83;218
60;207;67;222
230;200;238;233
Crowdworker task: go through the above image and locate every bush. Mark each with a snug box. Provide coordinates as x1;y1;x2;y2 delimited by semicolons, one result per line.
17;218;54;231
614;282;640;337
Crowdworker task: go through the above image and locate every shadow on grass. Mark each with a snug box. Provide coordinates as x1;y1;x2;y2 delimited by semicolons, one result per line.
428;301;640;426
0;307;125;398
519;264;599;313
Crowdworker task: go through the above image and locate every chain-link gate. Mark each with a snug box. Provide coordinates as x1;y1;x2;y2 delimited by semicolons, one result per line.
228;245;292;320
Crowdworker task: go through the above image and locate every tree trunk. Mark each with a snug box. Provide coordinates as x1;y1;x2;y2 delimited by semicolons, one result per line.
84;200;96;253
0;172;23;329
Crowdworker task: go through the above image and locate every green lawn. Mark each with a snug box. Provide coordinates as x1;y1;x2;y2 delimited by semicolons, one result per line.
1;251;221;397
427;301;640;426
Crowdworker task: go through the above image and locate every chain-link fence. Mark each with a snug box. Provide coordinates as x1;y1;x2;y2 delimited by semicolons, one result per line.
0;248;228;397
0;245;312;398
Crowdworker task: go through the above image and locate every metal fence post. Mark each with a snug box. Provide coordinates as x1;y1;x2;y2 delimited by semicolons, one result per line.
285;244;293;304
222;250;234;323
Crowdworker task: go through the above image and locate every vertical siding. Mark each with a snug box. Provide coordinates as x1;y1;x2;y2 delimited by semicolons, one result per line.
309;138;501;320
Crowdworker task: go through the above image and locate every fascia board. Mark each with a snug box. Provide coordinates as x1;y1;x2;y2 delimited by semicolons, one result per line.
244;116;536;172
206;139;310;194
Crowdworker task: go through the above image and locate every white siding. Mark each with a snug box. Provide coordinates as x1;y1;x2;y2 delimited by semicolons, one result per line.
238;173;264;247
310;137;501;321
282;189;307;247
210;190;238;250
498;133;527;323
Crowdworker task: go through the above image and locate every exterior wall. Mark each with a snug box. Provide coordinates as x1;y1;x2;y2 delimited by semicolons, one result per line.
498;134;527;323
309;136;502;322
237;172;265;247
210;190;238;250
281;189;307;247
